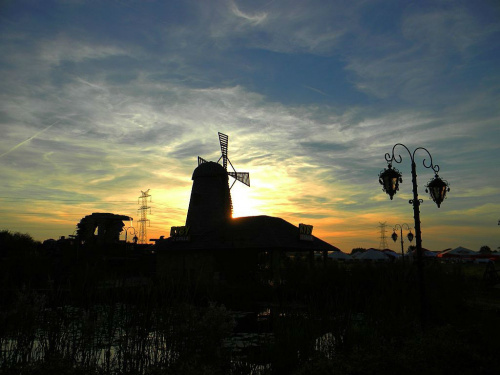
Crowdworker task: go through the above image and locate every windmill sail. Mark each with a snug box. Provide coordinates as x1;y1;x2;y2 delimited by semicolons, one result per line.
218;132;228;170
217;132;250;189
228;172;250;186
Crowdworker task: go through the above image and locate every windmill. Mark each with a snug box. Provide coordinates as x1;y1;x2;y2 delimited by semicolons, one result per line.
198;132;250;189
186;132;250;234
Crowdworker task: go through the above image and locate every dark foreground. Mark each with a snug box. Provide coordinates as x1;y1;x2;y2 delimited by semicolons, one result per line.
1;254;500;375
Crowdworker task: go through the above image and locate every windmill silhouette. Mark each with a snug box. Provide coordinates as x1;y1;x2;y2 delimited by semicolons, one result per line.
186;132;250;235
198;132;250;189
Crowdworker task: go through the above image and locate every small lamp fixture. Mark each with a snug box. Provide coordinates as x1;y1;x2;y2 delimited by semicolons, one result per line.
407;231;414;243
391;231;398;242
379;164;403;200
425;174;450;208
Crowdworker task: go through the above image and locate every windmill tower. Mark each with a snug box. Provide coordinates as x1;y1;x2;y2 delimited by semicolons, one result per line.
186;132;250;235
137;189;151;244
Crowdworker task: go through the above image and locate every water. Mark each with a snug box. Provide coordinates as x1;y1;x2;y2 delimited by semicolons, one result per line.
1;302;342;374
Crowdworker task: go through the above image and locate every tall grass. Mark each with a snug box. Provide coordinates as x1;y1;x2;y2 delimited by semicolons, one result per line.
1;256;499;374
0;288;235;374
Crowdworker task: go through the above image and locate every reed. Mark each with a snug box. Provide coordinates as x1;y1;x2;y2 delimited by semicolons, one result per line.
1;251;499;374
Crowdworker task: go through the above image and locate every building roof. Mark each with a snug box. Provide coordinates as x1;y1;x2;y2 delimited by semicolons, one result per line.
156;215;341;253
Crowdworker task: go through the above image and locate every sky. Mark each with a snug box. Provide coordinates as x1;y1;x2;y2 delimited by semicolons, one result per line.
0;0;499;253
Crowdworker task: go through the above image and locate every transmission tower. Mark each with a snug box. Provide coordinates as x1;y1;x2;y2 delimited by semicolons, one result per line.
378;221;389;250
137;189;151;244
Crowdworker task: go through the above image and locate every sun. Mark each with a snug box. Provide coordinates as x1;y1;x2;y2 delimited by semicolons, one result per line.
231;188;260;218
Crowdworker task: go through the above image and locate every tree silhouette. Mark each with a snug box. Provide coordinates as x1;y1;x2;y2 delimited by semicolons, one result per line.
479;245;492;254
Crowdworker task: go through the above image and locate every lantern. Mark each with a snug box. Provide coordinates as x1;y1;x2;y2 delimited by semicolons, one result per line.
425;174;450;208
391;231;398;242
379;164;402;200
407;231;414;242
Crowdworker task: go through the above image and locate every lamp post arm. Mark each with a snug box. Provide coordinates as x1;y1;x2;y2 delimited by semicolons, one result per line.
385;143;412;165
386;144;441;175
413;147;440;174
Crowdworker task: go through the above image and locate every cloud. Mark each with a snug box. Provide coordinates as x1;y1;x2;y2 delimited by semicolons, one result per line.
344;3;499;104
401;7;487;54
229;0;268;25
39;36;129;66
0;0;498;251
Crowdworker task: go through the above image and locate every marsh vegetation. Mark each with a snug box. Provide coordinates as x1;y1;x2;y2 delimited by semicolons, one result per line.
1;231;499;374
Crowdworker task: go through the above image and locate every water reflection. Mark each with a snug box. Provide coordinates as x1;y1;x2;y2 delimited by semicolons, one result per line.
1;303;342;374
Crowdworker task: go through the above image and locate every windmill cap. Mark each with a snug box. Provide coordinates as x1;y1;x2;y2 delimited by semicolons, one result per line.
192;161;227;180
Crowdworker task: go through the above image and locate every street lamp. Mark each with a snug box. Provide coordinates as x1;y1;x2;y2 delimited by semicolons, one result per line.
391;223;414;261
379;143;450;329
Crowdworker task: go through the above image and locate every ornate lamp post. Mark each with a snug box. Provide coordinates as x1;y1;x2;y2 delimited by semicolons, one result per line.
392;223;414;261
379;143;449;329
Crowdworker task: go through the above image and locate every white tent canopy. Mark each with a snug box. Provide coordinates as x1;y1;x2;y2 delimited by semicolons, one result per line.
355;249;390;261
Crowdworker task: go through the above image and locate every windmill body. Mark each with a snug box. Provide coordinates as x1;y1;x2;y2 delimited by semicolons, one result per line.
185;161;232;235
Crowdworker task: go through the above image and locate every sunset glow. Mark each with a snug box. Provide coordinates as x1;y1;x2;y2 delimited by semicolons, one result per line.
1;0;499;252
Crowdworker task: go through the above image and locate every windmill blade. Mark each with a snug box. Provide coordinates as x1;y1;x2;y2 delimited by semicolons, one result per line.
218;132;228;170
228;171;250;187
198;156;208;165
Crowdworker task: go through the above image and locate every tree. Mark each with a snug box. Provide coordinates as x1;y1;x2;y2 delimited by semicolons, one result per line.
479;245;492;254
0;230;40;258
351;248;366;255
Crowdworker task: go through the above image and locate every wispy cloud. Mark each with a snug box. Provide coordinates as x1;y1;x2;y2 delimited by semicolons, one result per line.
229;0;268;25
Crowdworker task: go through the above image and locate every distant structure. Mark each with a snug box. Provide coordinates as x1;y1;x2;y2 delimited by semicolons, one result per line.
378;221;389;250
76;213;132;245
187;132;250;235
137;189;151;244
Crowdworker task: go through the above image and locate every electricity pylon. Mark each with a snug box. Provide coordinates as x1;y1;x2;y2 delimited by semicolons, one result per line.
378;221;389;250
137;189;151;244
